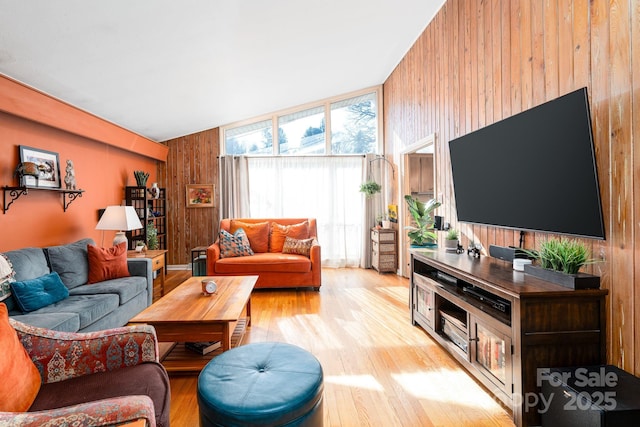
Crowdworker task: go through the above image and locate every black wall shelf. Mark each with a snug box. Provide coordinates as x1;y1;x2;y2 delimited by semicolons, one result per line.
2;186;85;213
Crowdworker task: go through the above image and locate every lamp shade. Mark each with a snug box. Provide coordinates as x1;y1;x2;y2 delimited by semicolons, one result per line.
96;206;143;231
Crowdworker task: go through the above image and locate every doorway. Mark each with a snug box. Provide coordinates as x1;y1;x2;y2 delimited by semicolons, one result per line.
398;134;436;277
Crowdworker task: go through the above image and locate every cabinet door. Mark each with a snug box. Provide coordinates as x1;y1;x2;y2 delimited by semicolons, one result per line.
469;317;513;394
412;274;435;329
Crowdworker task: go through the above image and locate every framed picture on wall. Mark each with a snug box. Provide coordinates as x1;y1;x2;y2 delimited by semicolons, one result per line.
18;145;61;188
186;184;214;208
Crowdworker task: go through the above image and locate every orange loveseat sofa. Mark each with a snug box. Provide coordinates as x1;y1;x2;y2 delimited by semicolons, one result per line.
206;218;321;290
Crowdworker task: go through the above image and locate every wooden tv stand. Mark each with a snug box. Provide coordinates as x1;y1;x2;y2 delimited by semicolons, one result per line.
410;250;607;427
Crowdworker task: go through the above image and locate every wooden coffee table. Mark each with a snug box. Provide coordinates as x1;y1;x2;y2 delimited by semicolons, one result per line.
129;275;257;372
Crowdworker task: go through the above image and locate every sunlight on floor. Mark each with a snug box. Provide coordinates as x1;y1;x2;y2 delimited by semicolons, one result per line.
393;368;502;410
324;374;385;392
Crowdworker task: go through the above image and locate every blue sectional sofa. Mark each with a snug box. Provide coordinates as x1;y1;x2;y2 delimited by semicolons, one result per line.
2;238;153;332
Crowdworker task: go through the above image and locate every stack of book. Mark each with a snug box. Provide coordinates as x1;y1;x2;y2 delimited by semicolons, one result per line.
185;340;221;355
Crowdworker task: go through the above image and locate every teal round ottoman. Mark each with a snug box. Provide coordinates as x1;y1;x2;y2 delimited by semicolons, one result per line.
198;342;324;427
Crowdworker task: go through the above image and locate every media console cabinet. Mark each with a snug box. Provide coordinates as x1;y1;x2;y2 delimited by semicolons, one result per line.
410;250;607;427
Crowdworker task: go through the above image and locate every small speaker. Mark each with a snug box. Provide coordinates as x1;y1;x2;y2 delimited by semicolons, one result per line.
489;245;527;262
434;216;443;230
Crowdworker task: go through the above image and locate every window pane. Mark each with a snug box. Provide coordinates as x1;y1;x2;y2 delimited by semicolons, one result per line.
330;92;378;154
224;119;273;155
278;106;325;155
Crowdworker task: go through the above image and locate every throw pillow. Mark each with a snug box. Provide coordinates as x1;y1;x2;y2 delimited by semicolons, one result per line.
87;242;130;284
0;304;41;412
46;238;94;289
230;221;270;253
219;228;254;258
270;221;310;253
0;253;16;302
10;272;69;312
282;237;315;257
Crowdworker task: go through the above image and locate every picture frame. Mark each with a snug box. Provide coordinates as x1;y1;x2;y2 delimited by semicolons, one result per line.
186;184;214;208
18;145;61;188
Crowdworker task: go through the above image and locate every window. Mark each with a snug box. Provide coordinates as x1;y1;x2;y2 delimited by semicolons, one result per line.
222;87;381;155
278;107;325;155
224;119;273;155
330;92;378;154
247;155;364;267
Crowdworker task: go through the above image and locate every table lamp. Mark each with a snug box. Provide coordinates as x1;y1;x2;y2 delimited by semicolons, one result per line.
96;205;143;247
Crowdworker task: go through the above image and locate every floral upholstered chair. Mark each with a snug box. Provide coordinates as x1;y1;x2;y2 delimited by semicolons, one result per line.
0;304;170;427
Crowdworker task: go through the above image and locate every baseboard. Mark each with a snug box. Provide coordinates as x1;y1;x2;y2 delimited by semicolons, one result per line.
167;264;190;271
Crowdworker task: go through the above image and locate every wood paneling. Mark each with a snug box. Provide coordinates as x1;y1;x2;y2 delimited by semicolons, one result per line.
384;0;639;373
159;129;219;265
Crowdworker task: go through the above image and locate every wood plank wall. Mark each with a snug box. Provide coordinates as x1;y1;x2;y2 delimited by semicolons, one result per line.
158;129;220;266
383;0;639;373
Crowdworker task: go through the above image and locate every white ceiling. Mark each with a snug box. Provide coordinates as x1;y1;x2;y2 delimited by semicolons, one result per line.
0;0;443;142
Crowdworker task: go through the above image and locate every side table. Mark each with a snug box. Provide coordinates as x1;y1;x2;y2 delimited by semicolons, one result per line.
128;249;168;301
191;246;208;276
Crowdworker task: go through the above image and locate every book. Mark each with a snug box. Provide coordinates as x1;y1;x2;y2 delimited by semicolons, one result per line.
185;340;221;355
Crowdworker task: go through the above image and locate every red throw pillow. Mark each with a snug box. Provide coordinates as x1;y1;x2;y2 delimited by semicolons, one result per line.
230;221;270;253
87;242;130;283
0;304;41;412
270;221;310;252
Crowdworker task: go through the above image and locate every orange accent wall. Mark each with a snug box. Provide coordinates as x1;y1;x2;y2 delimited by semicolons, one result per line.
0;76;168;161
0;82;163;251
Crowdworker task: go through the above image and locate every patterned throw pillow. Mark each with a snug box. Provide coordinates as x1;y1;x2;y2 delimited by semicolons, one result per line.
282;237;315;257
219;228;254;258
0;253;15;302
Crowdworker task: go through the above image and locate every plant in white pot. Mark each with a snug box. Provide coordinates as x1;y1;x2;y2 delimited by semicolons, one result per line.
444;228;459;251
523;238;599;289
404;195;441;247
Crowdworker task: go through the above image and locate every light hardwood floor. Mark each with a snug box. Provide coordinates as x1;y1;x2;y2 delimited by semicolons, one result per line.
165;268;515;427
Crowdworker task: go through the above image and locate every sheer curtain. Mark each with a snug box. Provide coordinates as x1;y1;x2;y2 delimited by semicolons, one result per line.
218;156;250;219
247;156;364;267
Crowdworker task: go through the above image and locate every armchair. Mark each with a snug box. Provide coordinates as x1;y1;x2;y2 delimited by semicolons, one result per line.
0;304;170;427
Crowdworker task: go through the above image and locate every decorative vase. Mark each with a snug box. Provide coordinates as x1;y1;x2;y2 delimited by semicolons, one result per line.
382;220;391;229
149;183;159;199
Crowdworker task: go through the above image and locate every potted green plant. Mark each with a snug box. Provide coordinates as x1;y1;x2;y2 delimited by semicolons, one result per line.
444;228;459;251
404;195;441;247
523;238;600;289
360;180;382;199
146;222;159;250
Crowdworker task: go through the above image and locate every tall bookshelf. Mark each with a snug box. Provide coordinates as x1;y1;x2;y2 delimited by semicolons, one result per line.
125;186;166;250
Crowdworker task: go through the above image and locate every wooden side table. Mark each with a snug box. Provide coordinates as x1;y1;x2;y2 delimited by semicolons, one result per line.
128;249;168;301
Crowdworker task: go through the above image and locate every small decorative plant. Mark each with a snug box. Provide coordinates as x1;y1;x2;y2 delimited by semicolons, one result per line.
146;222;159;250
444;228;459;250
134;170;149;187
404;195;441;246
445;228;459;241
526;238;595;275
360;180;382;198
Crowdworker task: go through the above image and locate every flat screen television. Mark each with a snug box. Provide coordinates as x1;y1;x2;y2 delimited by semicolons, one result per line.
448;87;605;240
